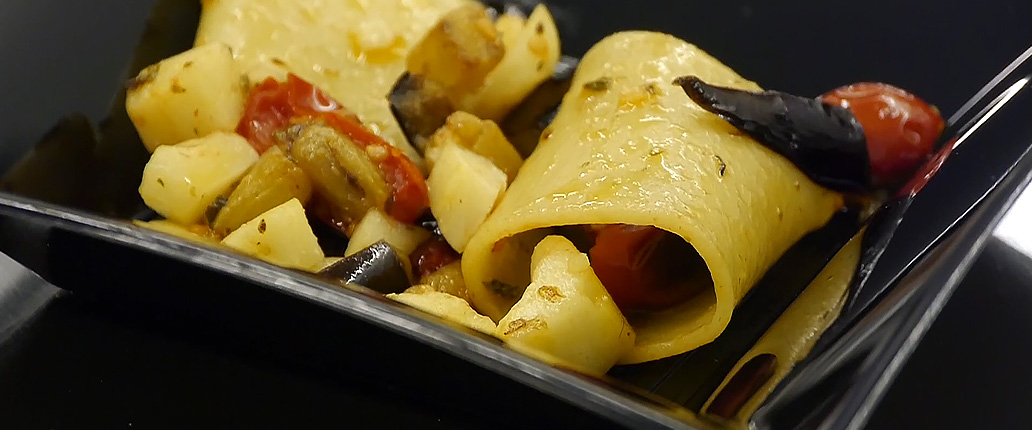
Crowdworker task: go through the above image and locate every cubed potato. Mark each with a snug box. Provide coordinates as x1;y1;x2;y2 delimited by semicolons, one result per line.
496;235;635;376
221;198;325;270
425;111;523;181
461;5;562;121
139;132;259;225
427;144;507;252
405;4;504;97
211;146;313;236
345;209;432;262
126;43;247;152
387;291;496;334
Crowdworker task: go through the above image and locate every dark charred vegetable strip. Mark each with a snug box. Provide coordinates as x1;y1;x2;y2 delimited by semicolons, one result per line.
675;76;871;193
319;241;411;294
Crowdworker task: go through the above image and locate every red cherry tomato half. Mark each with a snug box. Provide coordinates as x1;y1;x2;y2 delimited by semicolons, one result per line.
821;82;945;187
237;74;429;223
588;225;706;312
410;236;460;279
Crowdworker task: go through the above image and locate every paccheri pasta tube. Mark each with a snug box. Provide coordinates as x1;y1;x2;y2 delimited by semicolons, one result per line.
702;231;863;423
462;31;844;364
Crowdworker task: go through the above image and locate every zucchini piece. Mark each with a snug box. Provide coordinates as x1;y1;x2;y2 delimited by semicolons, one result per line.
211;146;313;236
285;123;390;227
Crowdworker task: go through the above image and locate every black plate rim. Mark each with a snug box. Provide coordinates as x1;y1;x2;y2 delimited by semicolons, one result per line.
0;192;700;430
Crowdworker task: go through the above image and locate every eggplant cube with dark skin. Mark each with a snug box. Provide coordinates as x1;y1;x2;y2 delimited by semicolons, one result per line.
389;3;505;150
389;74;456;152
319;241;412;295
405;4;505;97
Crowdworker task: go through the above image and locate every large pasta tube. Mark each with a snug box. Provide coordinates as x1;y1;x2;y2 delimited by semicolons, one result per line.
461;31;844;364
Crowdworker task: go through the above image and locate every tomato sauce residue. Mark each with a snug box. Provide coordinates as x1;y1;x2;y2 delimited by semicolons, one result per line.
237;74;428;223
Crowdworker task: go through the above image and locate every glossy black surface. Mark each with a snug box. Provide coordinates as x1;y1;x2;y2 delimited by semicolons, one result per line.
1;0;1032;429
0;249;617;430
869;238;1032;430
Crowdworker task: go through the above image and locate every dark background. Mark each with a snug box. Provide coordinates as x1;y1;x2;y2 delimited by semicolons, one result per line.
1;0;1031;428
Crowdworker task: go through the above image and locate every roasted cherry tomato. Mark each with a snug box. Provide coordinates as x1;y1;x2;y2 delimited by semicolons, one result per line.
237;74;429;223
410;236;460;279
821;83;945;187
589;225;706;312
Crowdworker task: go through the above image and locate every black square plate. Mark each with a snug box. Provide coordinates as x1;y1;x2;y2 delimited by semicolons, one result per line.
1;1;1031;428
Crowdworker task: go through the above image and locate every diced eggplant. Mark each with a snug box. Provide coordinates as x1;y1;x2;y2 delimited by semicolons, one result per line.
389;74;455;152
406;4;504;96
675;76;872;193
283;123;390;226
318;241;411;295
306;198;352;256
390;3;504;149
391;3;564;151
415;212;444;236
345;208;432;279
499;55;578;157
